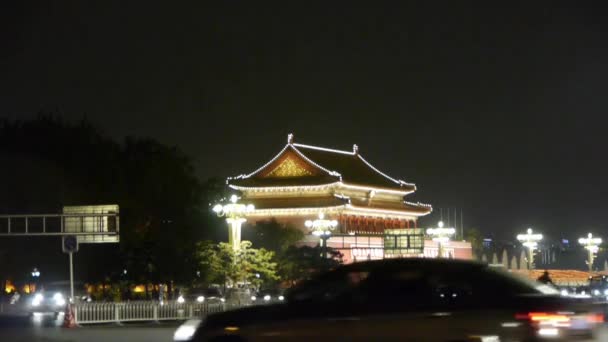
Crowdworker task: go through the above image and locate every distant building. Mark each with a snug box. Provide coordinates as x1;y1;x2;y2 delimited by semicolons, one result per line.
228;134;472;262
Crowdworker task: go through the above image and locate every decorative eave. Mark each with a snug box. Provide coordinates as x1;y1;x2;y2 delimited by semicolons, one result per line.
228;141;341;182
229;181;416;196
241;193;431;219
291;142;416;191
228;133;419;193
245;204;427;219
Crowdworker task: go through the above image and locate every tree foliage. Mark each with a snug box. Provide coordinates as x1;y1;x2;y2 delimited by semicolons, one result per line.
278;245;343;286
464;227;483;259
242;219;343;285
0;114;223;286
244;219;304;254
196;240;278;290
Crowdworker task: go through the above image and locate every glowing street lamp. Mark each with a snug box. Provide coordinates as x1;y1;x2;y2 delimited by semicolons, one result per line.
426;221;456;258
213;195;255;251
517;228;542;269
579;233;602;272
305;213;338;258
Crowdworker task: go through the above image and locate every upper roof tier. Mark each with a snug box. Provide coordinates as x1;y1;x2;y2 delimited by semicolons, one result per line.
228;134;418;193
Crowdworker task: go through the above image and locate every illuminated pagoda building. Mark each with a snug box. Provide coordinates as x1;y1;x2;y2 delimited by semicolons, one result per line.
228;134;470;262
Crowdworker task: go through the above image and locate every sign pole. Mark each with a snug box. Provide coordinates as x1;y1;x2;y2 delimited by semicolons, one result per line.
62;235;78;303
69;252;74;303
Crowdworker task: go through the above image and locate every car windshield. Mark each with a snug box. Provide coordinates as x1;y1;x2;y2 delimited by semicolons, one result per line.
205;288;221;296
288;262;558;304
484;267;559;295
589;277;606;288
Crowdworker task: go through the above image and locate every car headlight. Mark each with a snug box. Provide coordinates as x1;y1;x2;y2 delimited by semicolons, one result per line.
196;296;205;303
54;293;66;306
220;298;225;303
32;294;44;307
278;295;284;301
594;290;600;296
54;292;65;304
174;319;202;341
177;295;185;304
251;296;257;301
263;295;271;301
560;289;568;296
604;289;608;296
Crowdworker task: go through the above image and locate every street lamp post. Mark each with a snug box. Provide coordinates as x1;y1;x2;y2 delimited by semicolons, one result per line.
31;267;40;292
517;228;543;269
213;195;255;251
579;233;602;272
426;221;456;258
305;213;338;258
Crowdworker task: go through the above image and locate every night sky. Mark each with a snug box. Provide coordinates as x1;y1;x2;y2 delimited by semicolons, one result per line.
2;2;608;241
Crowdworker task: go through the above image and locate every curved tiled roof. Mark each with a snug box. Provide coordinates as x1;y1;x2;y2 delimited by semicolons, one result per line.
229;139;416;192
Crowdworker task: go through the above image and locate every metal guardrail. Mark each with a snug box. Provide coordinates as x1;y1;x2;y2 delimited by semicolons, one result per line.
74;301;241;324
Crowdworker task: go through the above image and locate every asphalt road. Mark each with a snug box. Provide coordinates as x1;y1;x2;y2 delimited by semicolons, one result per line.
0;314;179;342
2;313;608;341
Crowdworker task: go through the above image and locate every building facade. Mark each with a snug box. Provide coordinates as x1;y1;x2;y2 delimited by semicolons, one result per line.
228;134;471;261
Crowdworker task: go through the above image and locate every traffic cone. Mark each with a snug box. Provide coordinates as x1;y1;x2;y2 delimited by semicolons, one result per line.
63;304;76;328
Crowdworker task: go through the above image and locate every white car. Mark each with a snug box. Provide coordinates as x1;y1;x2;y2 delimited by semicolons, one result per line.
26;291;67;315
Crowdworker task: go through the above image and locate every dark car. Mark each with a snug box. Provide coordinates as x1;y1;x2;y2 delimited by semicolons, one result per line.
25;281;91;315
251;288;285;304
179;287;226;305
174;258;604;341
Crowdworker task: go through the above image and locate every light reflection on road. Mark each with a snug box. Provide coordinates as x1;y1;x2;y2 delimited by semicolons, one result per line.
30;312;64;327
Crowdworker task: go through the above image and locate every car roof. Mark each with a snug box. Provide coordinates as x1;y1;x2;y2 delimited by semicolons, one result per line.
333;257;486;273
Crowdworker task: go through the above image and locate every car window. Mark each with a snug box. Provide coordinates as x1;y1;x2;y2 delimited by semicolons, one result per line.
343;269;432;311
427;266;552;308
288;270;370;302
485;268;558;295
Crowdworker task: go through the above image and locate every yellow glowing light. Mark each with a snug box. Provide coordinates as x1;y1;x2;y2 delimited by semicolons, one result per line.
225;326;240;332
133;285;146;293
266;157;313;178
4;281;16;293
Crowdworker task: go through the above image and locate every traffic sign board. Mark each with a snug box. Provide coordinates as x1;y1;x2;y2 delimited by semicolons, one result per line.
62;235;79;253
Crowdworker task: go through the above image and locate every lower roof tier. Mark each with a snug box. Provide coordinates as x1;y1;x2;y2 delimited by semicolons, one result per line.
242;195;431;219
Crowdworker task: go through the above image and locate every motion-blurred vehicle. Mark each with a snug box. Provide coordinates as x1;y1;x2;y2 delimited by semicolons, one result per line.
174;258;604;341
179;287;226;305
26;281;90;315
589;275;608;298
250;288;285;304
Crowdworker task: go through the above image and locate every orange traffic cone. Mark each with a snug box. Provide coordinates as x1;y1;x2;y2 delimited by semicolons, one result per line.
63;304;76;328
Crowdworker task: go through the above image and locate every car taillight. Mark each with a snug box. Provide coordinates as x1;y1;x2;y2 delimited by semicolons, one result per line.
515;312;571;328
586;313;604;323
516;311;604;325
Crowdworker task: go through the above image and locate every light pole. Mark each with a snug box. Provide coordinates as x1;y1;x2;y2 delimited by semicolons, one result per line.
579;233;601;272
31;268;40;292
426;221;456;258
213;195;255;251
305;213;338;258
517;228;542;269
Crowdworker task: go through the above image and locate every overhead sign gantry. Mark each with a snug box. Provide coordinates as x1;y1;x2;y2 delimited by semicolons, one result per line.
0;204;119;302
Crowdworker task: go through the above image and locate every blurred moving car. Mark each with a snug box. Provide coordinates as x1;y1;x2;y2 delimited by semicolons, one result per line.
26;281;90;315
589;275;608;298
179;287;226;305
250;288;285;304
174;258;604;341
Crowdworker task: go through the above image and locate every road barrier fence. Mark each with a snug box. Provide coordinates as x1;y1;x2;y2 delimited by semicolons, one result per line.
74;301;240;324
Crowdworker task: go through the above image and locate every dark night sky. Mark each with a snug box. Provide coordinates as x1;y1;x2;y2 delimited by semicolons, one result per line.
2;2;608;241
